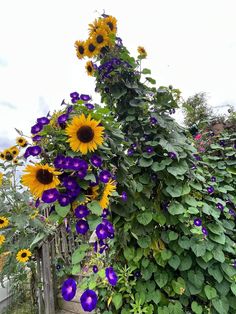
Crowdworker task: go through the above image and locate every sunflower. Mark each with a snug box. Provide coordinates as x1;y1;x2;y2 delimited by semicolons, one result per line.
9;146;19;158
3;149;13;161
66;114;104;155
0;217;9;229
86;185;99;202
85;61;95;76
0;234;5;246
13;159;19;165
84;38;99;58
103;16;117;34
21;164;61;198
99;179;116;209
88;18;104;36
0;172;3;186
92;28;109;48
137;46;147;58
16;137;28;147
75;40;86;59
0;152;5;160
16;249;32;263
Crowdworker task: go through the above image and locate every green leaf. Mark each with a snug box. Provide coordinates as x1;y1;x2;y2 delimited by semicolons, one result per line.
179;256;192;271
142;68;151;74
84;173;96;182
204;285;217;299
71;244;89;264
154;272;168;288
191;242;206;257
71;264;81;275
191;301;203;314
208;265;223;283
167;160;189;176
112;293;123;310
168;255;180;270
212;298;229;314
231;283;236;296
221;263;236;277
123;247;135;261
138;235;151;248
137;212;153;225
87;201;102;215
171;277;186;295
161;249;172;261
30;232;46;248
168;201;185;215
152;159;172;172
188;270;204;288
139;157;153;167
55;204;70;218
212;248;225;263
168;231;178;241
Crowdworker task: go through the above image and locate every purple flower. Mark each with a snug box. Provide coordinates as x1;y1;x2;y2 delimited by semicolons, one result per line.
202;226;208;236
105;267;118;286
37;117;50;125
168;152;177;159
42;188;59;203
93;265;98;273
76;220;89;235
61;278;77;301
131;143;137;149
219;140;225;147
58;194;71;207
80;94;91;101
35;198;40;208
211;176;216;182
63;176;78;190
30;146;42;156
207;186;214;194
102;219;114;234
67;187;81;200
75;205;89;218
99;170;111;183
127;148;134;156
193;154;201;161
194;218;202;227
31;123;43;134
93;241;98;252
77;168;87;180
54;155;65;169
70;92;79;99
134;270;141;278
191;164;197;170
96;223;109;239
32;135;42;142
150;117;158;125
67;105;73;114
85;103;94;110
233;260;236;268
229;209;236;217
121;191;127;202
101;209;110;218
58;114;69;124
90;155;102;168
108;233;114;239
146;146;154;154
62;157;73;169
71;98;78;104
80;290;97;312
216;203;224;211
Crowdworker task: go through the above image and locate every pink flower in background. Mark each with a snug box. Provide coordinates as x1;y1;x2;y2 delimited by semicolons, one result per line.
194;134;202;141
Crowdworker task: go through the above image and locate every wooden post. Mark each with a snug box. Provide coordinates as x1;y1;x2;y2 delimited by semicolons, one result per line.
42;241;55;314
36;250;44;314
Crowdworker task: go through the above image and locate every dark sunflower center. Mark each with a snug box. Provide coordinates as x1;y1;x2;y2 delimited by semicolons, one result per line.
107;22;114;31
36;169;53;184
77;126;94;143
87;65;92;73
88;43;96;52
19;139;23;143
87;187;92;195
0;219;4;224
79;46;84;54
21;253;27;258
12;150;17;155
96;35;104;44
5;153;13;161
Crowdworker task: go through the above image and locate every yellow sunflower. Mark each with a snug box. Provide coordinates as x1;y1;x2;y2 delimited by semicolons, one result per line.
75;40;86;59
84;38;99;58
86;185;99;202
16;137;28;147
3;149;13;161
13;159;19;165
0;152;5;160
0;234;5;246
85;61;95;76
99;179;116;209
0;217;9;229
103;16;117;34
9;146;19;158
21;164;61;198
137;46;147;58
66;114;104;155
88;18;104;36
16;249;32;263
92;28;109;48
0;172;3;186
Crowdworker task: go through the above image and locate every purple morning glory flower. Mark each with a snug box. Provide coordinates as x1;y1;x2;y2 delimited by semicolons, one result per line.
71;98;78;104
63;176;79;190
150;117;158;125
70;92;79;99
202;226;208;236
102;219;114;234
23;147;31;159
229;209;236;217
193;154;201;161
161;200;170;211
85;103;94;110
93;265;98;273
131;143;137;149
54;155;65;169
58;114;69;124
80;290;97;312
146;146;154;154
75;205;89;219
207;186;214;194
105;267;118;286
96;223;109;239
67;187;81;200
127;148;134;156
121;191;127;201
61;278;77;301
211;176;216;182
56;264;61;271
30;146;42;156
194;218;202;227
62;157;73;169
35;198;40;208
233;260;236;268
31;122;43;134
216;203;224;211
108;233;114;239
77;168;87;180
32;135;42;142
67;105;73;114
191;164;197;170
37;117;50;125
134;270;141;278
99;170;111;183
93;241;98;252
90;155;102;168
80;94;91;101
219;140;225;147
168;152;177;159
58;194;71;207
42;188;59;203
101;209;110;218
76;219;89;235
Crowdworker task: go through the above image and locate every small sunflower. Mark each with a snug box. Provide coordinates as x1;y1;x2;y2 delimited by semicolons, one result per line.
13;159;19;165
0;172;3;186
0;234;5;246
9;146;20;158
0;217;9;229
85;61;95;76
84;38;99;58
75;40;86;59
66;114;104;155
137;46;147;58
103;16;117;34
0;152;5;160
16;137;28;147
92;28;109;48
99;179;116;209
88;18;104;36
21;164;61;198
3;149;13;161
16;249;32;263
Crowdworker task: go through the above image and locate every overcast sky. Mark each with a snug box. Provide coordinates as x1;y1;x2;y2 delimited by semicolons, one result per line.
0;0;236;150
